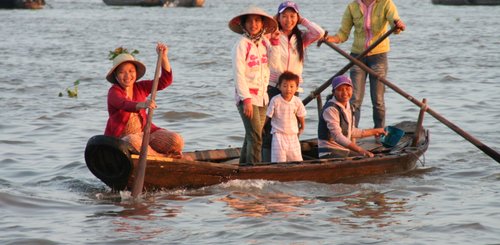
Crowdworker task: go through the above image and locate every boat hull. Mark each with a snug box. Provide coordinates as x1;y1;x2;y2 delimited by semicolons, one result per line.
163;0;204;7
102;0;204;7
85;121;429;190
0;0;45;9
133;151;423;190
102;0;163;6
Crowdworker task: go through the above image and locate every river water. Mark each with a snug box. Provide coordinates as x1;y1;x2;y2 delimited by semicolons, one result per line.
1;0;500;244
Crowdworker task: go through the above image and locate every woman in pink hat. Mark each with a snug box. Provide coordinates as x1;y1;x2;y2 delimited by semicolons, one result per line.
317;75;385;158
229;6;278;165
104;42;184;158
263;0;326;161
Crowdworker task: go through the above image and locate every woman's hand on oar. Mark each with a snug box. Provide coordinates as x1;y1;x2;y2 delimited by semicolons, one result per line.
136;99;157;110
157;42;171;72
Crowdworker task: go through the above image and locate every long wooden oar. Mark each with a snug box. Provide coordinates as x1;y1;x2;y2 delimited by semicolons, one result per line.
302;25;398;106
131;53;163;198
322;41;500;164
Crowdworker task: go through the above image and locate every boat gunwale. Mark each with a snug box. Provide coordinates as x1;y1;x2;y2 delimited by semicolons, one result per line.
130;133;429;169
85;121;429;190
134;136;428;189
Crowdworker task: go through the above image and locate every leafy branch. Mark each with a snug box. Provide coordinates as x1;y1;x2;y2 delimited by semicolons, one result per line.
58;80;79;98
108;47;140;60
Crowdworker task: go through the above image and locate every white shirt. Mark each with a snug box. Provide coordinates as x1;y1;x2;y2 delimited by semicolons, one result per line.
266;95;306;135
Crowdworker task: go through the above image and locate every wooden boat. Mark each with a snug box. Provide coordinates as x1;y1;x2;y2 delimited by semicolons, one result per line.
85;121;429;191
431;0;500;5
102;0;204;7
102;0;163;6
163;0;204;7
0;0;45;9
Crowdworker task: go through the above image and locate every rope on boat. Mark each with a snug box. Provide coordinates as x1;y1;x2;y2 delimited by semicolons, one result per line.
417;153;426;167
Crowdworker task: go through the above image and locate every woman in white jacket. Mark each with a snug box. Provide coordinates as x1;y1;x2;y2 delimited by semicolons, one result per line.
229;6;278;165
263;1;325;161
269;1;325;92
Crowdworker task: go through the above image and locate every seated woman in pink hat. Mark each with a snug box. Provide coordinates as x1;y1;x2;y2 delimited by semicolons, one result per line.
228;6;278;165
104;42;184;158
317;75;385;159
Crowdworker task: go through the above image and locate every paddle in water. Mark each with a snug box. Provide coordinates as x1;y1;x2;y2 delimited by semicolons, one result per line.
131;49;163;198
321;40;500;164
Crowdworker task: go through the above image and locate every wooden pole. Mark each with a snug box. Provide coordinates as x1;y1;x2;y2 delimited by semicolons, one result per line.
131;53;162;198
323;41;500;163
412;98;427;147
315;91;323;119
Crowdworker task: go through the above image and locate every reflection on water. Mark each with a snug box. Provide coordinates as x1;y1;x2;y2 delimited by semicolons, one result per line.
219;191;315;218
115;196;184;219
111;203;164;241
111;220;166;241
89;195;185;241
320;190;408;229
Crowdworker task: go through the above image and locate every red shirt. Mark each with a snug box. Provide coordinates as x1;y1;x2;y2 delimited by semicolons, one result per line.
104;68;173;137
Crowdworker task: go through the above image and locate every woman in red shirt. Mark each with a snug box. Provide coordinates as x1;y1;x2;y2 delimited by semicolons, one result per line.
104;42;184;158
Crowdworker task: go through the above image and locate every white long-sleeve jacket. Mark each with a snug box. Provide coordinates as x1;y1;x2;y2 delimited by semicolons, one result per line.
232;36;273;107
269;18;325;87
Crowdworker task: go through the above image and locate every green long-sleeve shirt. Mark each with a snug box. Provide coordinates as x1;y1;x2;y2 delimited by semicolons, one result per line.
335;0;401;55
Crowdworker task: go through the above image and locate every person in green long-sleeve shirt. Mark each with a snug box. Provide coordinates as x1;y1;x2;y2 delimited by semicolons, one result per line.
326;0;405;135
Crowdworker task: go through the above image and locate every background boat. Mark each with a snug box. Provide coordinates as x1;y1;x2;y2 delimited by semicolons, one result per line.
0;0;45;9
102;0;204;7
163;0;204;7
432;0;500;5
102;0;163;6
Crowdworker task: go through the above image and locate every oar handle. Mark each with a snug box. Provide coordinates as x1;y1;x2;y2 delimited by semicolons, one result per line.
324;41;500;164
131;53;163;198
316;31;328;47
302;25;398;106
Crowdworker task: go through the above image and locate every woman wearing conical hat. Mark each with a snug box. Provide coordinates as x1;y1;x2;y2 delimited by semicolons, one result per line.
229;6;278;165
104;42;184;158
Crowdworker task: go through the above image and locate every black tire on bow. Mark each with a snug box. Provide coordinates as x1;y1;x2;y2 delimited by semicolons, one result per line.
84;135;136;191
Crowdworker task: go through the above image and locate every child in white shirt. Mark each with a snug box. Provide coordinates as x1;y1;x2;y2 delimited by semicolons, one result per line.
265;71;306;162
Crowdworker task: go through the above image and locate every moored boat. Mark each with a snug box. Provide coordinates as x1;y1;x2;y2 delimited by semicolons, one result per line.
102;0;204;7
102;0;163;6
0;0;45;9
85;121;429;191
163;0;204;7
431;0;500;5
